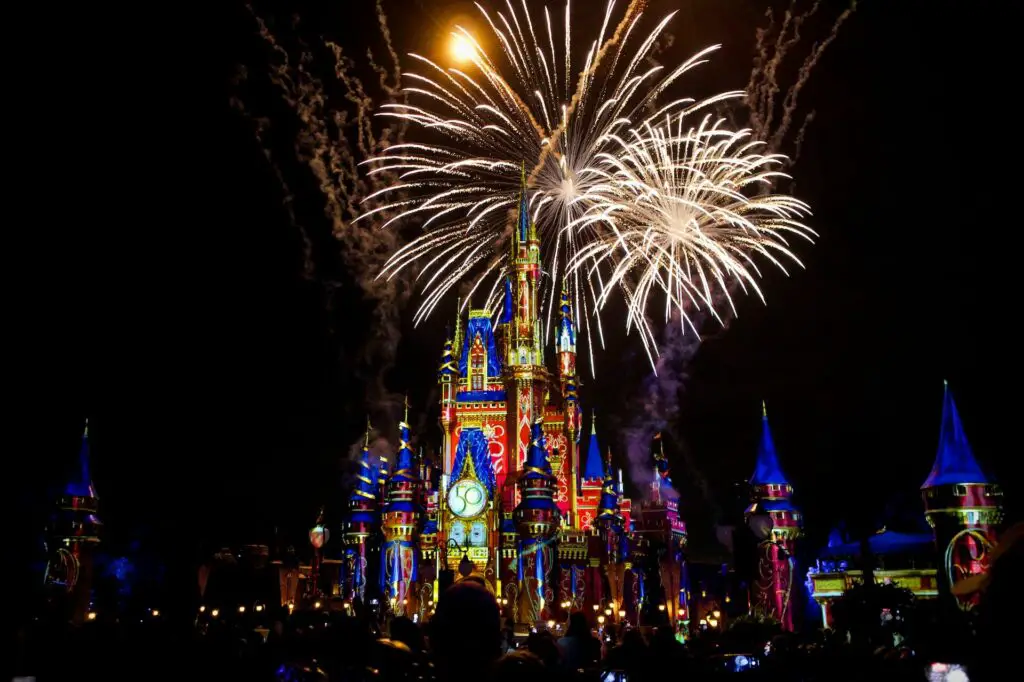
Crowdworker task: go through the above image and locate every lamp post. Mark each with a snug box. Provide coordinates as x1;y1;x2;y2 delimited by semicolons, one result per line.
308;507;329;601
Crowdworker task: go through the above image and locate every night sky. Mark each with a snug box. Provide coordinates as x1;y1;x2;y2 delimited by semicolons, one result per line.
22;0;1017;596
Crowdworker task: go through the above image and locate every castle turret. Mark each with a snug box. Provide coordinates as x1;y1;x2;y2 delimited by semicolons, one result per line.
577;413;606;531
381;402;422;616
593;451;629;624
506;167;549;479
44;420;102;624
921;380;1002;611
514;419;557;625
343;421;379;601
557;286;581;527
745;401;801;631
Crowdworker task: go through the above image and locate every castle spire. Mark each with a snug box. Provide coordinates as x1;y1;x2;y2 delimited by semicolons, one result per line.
557;284;576;355
597;458;621;522
922;381;989;488
517;161;530;244
389;412;419;488
350;433;379;505
583;411;605;480
751;401;789;486
66;419;98;499
652;431;674;491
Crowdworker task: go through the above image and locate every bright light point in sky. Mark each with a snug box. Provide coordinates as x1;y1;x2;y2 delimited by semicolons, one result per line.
450;34;474;62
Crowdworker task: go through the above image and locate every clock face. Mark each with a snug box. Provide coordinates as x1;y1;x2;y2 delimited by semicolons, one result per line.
448;478;487;518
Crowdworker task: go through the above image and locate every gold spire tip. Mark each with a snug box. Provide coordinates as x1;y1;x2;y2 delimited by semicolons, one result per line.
404;394;410;422
762;400;767;418
943;378;948;387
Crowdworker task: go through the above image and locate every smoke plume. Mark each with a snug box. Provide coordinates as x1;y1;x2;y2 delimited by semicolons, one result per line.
231;2;416;435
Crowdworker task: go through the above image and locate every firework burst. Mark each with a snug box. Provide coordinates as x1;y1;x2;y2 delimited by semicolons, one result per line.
359;0;741;374
568;113;814;367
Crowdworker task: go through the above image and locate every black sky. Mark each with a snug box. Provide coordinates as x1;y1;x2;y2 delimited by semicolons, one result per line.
21;0;1018;591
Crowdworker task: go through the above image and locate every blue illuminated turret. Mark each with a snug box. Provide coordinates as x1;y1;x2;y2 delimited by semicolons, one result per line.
348;425;379;526
922;380;989;488
520;421;557;512
745;401;800;537
65;419;99;500
597;451;621;523
583;413;605;480
751;401;789;487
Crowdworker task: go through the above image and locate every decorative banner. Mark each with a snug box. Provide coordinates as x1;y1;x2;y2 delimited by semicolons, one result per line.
945;528;995;611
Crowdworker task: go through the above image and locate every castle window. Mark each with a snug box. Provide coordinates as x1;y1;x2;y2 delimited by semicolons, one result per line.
470;334;486;391
953;484;968;497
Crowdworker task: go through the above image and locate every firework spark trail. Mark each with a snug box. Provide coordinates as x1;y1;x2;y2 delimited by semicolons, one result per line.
568;114;814;362
362;0;736;377
233;3;418;434
746;0;858;161
617;0;855;505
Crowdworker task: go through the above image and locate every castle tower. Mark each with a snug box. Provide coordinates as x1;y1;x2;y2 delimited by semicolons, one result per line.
343;421;379;601
645;433;689;630
745;401;801;631
506;168;549;479
44;419;102;622
514;419;558;625
417;452;440;615
381;403;422;616
596;455;628;622
556;286;581;527
438;333;457;473
921;380;1002;611
44;420;102;624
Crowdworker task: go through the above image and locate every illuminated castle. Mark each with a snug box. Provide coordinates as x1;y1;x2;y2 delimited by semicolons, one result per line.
340;172;689;630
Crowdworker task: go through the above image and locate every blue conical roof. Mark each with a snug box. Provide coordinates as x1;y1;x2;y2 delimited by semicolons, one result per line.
583;415;605;480
523;420;554;480
390;420;418;483
350;441;378;503
384;417;420;514
750;401;789;486
65;420;98;498
922;381;989;488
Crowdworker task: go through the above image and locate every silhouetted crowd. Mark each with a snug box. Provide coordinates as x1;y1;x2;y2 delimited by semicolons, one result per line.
9;530;1022;682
